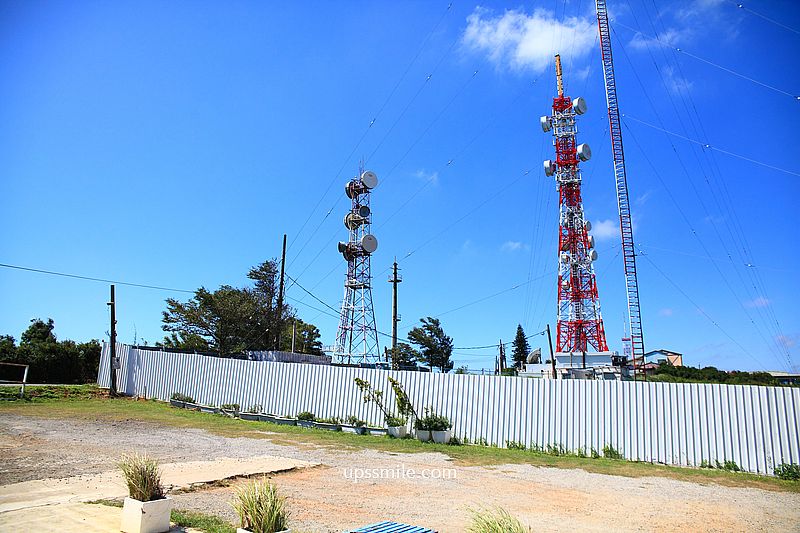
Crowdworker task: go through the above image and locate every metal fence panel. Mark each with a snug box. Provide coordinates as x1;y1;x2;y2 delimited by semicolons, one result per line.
97;343;800;475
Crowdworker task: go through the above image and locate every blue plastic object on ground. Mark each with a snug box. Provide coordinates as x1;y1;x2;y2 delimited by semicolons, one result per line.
349;521;437;532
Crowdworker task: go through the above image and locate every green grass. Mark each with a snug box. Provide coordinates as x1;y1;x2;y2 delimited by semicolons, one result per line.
0;383;105;401
2;390;798;493
88;500;236;533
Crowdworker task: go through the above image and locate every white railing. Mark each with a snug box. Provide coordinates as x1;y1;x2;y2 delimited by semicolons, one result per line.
98;343;799;475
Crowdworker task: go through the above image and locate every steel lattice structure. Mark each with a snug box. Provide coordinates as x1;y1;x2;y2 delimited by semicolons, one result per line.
541;55;609;353
596;0;645;367
333;167;381;364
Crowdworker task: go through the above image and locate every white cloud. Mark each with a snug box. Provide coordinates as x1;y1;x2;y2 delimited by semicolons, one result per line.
592;219;619;241
746;296;770;308
462;7;596;74
501;241;529;252
659;308;674;317
413;169;439;185
776;335;796;350
662;65;693;95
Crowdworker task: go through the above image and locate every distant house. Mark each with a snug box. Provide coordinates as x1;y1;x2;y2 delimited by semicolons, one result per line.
645;349;683;367
767;371;800;386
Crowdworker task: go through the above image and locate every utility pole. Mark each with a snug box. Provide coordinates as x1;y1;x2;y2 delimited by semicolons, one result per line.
108;285;117;395
388;259;402;357
291;318;296;353
275;234;287;351
546;323;557;380
499;340;506;372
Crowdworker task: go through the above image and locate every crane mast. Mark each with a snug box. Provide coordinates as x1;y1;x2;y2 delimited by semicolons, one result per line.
595;0;645;377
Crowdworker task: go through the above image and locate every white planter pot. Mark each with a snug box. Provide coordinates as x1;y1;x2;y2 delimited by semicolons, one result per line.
416;429;431;442
388;426;407;438
121;496;172;533
431;429;451;444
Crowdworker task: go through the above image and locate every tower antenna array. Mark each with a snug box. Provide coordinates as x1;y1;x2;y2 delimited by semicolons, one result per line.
540;54;609;353
595;0;646;370
334;165;382;364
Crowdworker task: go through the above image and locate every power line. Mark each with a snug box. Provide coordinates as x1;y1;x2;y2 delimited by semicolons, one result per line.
613;20;799;101
0;262;194;293
730;1;800;36
622;113;800;177
287;1;455;262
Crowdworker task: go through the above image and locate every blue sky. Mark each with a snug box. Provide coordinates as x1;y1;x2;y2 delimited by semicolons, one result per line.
1;0;798;373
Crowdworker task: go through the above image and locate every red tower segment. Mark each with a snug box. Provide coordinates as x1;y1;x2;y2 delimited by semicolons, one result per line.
542;55;609;354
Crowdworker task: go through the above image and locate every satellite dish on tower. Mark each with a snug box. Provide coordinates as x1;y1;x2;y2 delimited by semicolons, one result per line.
543;160;556;177
584;220;592;232
577;143;592;162
540;116;552;132
360;170;378;189
357;205;370;218
344;213;365;230
360;234;378;254
572;97;587;115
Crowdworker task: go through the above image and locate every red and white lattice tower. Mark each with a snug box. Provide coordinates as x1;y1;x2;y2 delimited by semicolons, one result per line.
540;55;609;354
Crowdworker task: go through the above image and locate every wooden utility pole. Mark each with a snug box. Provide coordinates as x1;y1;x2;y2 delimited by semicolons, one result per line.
546;323;557;380
108;284;117;395
275;234;287;350
388;260;402;360
291;318;296;353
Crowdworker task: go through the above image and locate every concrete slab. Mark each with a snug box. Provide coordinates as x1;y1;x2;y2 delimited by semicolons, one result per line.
0;455;316;513
0;502;205;532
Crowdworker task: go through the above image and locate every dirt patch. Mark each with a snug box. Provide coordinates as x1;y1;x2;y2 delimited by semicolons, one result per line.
1;414;798;532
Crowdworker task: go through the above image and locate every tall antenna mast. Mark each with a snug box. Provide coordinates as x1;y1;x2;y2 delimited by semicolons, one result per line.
540;54;609;354
333;165;381;364
595;0;646;365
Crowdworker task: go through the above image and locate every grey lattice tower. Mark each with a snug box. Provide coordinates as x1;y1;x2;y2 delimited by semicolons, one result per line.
333;167;381;364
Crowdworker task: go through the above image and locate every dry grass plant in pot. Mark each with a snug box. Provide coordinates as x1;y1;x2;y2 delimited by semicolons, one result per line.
231;478;290;533
119;454;172;533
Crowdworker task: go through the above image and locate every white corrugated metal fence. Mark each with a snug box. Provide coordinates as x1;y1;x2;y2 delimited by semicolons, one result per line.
98;343;799;475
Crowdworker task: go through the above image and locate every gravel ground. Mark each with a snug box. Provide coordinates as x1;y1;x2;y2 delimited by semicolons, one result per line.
1;414;798;532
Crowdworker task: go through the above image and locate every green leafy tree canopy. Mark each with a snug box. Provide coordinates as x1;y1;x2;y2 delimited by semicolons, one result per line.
511;324;530;368
407;317;454;373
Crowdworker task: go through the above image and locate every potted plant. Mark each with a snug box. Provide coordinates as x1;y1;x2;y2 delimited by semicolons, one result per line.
312;416;342;431
169;392;193;409
414;416;431;442
119;454;172;533
341;416;368;435
231;477;289;533
429;413;452;444
386;415;408;438
221;403;240;418
296;411;315;428
240;405;262;421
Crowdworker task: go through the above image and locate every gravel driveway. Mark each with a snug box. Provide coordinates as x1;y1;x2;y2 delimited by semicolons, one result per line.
1;414;798;532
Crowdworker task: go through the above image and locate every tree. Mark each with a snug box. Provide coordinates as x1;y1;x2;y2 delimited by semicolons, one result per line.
2;319;101;384
408;317;453;373
160;259;319;357
281;318;323;355
511;324;530;369
385;342;419;369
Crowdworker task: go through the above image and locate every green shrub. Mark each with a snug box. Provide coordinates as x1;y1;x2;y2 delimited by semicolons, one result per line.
774;463;800;481
699;460;713;469
221;403;239;411
602;445;623;460
315;416;341;425
170;392;194;403
506;440;526;450
590;447;600;459
385;415;406;427
467;507;530;533
248;404;263;414
231;478;288;533
118;454;165;502
722;460;740;472
297;411;315;421
345;416;366;427
414;407;452;431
